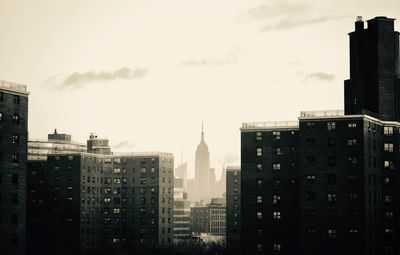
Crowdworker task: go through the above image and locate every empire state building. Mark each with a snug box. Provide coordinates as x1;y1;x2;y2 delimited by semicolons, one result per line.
194;124;211;202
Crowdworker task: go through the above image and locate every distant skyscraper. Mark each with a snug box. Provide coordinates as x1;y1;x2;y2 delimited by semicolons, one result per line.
194;124;210;202
175;162;188;191
0;80;29;255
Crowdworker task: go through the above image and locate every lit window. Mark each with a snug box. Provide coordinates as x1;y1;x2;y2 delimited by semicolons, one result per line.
348;157;357;165
272;195;280;204
384;161;395;169
273;147;282;156
113;178;121;184
257;195;262;204
12;114;19;123
306;122;315;129
257;148;262;156
306;175;316;183
273;211;281;219
256;132;262;141
273;131;280;140
272;163;280;170
273;244;281;251
12;135;19;144
113;168;121;173
257;179;262;185
327;193;337;202
328;229;336;239
348;122;357;128
257;244;263;252
257;212;262;220
327;122;336;130
384;143;394;152
347;139;357;146
256;164;262;171
384;126;394;135
68;156;73;160
12;153;18;163
0;112;2;121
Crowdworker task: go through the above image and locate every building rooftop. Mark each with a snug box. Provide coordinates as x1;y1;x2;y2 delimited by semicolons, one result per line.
0;80;28;94
241;120;299;130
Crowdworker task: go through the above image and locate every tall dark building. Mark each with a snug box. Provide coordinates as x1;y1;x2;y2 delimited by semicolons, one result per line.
0;80;29;255
345;16;400;121
241;16;400;255
226;166;241;250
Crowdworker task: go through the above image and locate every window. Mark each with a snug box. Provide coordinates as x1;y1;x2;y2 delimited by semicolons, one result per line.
68;156;73;160
257;195;262;204
306;122;315;129
12;135;19;144
272;195;280;204
12;153;18;163
327;193;337;202
12;114;19;123
272;163;280;170
113;168;121;173
328;156;336;167
348;122;357;128
306;156;315;165
257;179;262;186
306;138;315;145
273;131;280;140
384;143;394;152
12;174;18;185
273;244;281;251
13;95;20;104
0;112;2;122
384;160;395;169
256;163;262;171
256;132;262;141
257;244;263;252
306;175;316;183
273;211;281;219
328;229;336;239
327;122;336;130
327;138;336;147
257;212;262;220
256;148;262;156
384;126;394;135
347;139;357;146
327;174;336;185
348;193;358;200
273;147;282;156
384;195;392;203
306;192;316;200
348;157;357;165
113;178;121;184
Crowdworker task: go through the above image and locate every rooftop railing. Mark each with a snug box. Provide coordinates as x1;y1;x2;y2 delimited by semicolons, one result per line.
0;80;27;93
300;109;344;118
242;121;299;129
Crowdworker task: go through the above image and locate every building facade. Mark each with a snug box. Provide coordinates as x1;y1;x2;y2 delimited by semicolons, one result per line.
0;80;29;255
240;16;400;255
226;166;241;249
173;177;191;243
27;134;174;254
194;125;211;203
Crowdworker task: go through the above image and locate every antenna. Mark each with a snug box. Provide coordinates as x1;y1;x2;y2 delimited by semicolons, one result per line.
356;16;363;22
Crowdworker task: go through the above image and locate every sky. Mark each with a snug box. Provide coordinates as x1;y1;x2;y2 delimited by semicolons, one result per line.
1;0;399;179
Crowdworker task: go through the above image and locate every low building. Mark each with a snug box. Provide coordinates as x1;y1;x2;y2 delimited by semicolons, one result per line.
173;178;191;243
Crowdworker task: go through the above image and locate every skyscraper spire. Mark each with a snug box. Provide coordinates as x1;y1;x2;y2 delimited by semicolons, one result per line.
201;121;205;143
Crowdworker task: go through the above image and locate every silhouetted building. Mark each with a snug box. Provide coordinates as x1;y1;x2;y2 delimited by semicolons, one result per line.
191;206;210;235
345;16;400;121
27;133;174;254
175;162;188;191
208;198;226;239
87;132;112;155
0;80;29;255
28;129;86;160
226;166;241;249
194;124;211;202
27;131;86;255
240;16;400;255
173;177;191;243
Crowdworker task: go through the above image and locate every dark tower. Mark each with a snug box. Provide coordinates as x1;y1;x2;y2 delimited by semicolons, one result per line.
345;16;400;121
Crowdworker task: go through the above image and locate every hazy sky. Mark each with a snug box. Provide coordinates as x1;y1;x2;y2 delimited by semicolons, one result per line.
1;0;399;179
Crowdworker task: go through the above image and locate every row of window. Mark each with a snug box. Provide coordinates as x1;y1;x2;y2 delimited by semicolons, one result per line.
0;152;19;163
0;113;20;123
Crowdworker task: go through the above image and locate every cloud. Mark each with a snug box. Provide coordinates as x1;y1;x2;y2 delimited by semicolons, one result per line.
180;48;240;67
113;140;136;150
45;67;148;90
239;0;349;31
304;72;335;81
